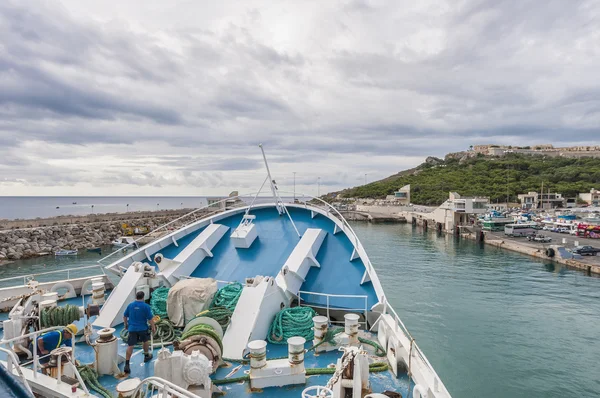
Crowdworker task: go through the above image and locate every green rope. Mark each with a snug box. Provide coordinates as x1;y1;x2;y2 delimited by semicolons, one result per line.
179;324;223;352
150;287;170;319
267;307;317;344
210;282;243;311
193;307;233;330
77;365;113;398
120;319;181;345
212;362;389;385
40;305;80;328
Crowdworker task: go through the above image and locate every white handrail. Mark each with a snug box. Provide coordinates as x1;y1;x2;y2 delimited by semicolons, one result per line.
0;346;34;397
298;290;368;328
97;192;266;266
0;326;75;380
0;264;106;286
133;376;202;398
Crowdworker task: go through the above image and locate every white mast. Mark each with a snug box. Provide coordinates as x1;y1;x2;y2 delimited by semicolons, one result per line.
258;144;301;238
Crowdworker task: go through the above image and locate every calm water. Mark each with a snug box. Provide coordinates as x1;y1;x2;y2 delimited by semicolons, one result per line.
0;196;300;220
0;196;211;220
351;222;600;398
1;222;599;397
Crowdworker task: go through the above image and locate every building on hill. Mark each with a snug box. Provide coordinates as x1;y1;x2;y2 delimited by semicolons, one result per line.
472;144;600;158
579;189;600;206
517;191;564;209
385;184;411;205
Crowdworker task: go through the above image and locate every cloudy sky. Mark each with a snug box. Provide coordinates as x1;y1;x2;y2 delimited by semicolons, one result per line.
1;0;599;196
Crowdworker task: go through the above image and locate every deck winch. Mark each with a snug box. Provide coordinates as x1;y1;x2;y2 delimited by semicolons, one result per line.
154;348;214;397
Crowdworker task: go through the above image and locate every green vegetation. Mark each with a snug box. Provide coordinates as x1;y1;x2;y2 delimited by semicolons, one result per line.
339;154;600;205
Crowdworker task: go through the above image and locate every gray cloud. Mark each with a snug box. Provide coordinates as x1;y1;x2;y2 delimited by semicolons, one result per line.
0;0;599;195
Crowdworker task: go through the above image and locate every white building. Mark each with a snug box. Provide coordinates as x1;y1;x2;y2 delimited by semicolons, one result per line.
417;192;489;231
579;189;600;206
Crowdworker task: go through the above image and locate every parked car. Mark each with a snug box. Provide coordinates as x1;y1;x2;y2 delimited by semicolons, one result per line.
572;245;600;256
558;228;570;234
528;234;552;243
569;229;578;235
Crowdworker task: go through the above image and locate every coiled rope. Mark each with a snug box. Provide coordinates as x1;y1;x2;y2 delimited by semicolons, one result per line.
77;365;113;398
40;305;80;328
193;307;233;330
120;319;181;345
150;287;170;319
210;282;243;311
267;307;316;344
179;324;223;352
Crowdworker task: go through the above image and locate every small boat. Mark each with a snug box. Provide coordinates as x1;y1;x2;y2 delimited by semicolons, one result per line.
111;236;138;248
54;249;78;256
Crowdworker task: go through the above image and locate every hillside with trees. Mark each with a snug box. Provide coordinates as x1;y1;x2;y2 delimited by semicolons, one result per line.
337;153;600;205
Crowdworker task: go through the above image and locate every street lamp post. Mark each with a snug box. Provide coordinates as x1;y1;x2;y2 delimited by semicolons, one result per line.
156;203;160;211
293;172;296;201
126;203;129;212
317;177;321;197
364;173;367;185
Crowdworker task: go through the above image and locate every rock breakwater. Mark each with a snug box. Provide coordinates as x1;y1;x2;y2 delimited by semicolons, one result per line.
0;209;210;261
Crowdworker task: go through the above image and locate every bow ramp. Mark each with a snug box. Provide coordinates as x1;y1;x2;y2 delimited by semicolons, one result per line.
222;228;326;359
94;223;229;328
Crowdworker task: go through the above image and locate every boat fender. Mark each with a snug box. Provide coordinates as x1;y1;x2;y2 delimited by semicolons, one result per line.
51;282;76;299
154;253;163;264
546;248;555;258
413;384;429;398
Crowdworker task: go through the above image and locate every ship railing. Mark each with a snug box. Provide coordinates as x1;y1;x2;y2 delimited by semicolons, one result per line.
0;326;89;394
97;192;269;267
0;264;107;287
278;191;384;302
298;291;368;329
381;298;443;382
0;346;34;396
133;376;202;398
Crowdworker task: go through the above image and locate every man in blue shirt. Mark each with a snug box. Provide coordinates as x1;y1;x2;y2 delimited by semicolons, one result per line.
34;324;77;365
123;291;155;374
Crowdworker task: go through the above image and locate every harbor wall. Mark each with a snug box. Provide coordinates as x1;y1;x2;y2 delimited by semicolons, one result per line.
0;209;209;262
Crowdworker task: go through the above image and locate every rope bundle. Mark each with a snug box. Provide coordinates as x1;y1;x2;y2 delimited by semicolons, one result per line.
150;287;170;319
267;306;317;344
210;282;243;311
40;305;80;328
180;324;223;352
194;307;233;330
120;319;181;344
77;365;113;398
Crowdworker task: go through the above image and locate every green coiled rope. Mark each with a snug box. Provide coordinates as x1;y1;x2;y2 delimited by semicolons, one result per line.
267;307;317;344
180;324;223;352
120;319;181;344
193;307;233;330
40;305;80;328
150;287;170;319
210;282;243;311
77;365;113;398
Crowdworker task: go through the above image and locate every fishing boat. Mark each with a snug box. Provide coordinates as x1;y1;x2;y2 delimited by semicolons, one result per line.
111;236;138;248
54;249;78;256
0;146;451;398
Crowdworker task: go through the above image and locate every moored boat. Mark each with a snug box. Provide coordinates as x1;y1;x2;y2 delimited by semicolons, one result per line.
54;249;78;256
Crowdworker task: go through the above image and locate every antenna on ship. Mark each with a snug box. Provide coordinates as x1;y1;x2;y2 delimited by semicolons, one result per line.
259;144;301;238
